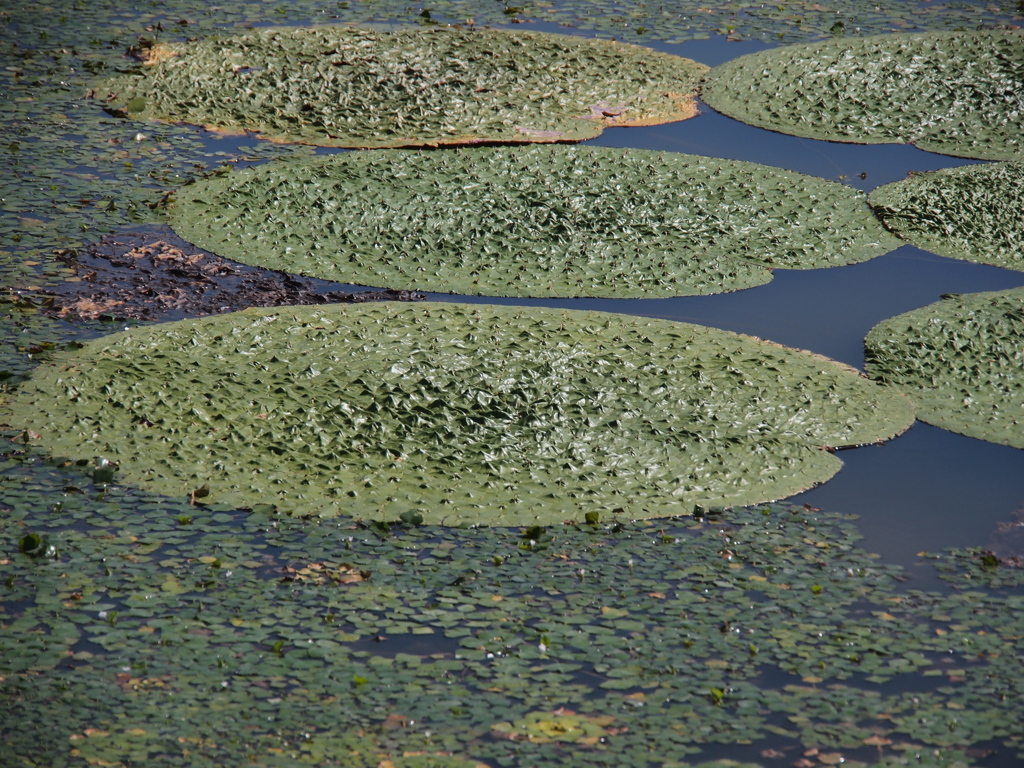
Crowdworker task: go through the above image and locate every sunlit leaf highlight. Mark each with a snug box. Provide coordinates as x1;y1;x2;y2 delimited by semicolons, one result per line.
702;31;1024;161
98;25;708;148
3;303;913;524
168;145;898;299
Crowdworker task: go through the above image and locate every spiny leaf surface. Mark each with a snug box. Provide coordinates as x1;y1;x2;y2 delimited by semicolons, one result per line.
869;161;1024;272
3;303;913;524
865;287;1024;449
98;25;707;148
168;145;897;298
702;31;1024;161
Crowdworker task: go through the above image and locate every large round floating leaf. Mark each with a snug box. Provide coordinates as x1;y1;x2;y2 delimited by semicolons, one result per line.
701;31;1024;161
97;25;707;148
865;288;1024;449
167;145;897;299
2;303;913;525
869;162;1024;273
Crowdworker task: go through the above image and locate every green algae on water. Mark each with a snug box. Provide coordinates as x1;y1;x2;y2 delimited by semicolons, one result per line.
865;287;1024;449
167;145;898;299
2;302;913;524
98;25;708;148
702;31;1024;161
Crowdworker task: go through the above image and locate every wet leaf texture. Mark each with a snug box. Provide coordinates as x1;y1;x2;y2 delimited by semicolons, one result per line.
702;31;1024;161
865;287;1024;448
870;161;1024;272
99;25;707;148
168;145;898;299
4;303;913;524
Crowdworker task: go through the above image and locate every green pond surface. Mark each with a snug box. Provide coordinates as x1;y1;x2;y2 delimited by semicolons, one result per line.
4;1;1024;767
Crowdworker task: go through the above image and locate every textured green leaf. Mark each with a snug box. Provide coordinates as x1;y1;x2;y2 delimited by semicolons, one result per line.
869;162;1024;272
2;303;912;524
865;287;1024;448
167;145;897;299
98;25;708;148
702;31;1024;161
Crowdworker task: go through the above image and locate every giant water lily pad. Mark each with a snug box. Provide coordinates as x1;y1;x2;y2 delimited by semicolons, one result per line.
869;162;1024;272
701;31;1024;161
97;25;707;148
2;303;913;524
865;288;1024;449
167;145;897;298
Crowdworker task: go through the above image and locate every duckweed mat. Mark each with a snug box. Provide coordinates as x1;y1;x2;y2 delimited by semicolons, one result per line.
168;145;898;299
701;31;1024;161
869;162;1024;273
98;25;707;148
2;302;914;524
864;288;1024;449
2;461;1024;767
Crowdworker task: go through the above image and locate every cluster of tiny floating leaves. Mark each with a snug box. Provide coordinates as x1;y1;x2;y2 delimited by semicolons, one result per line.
701;31;1024;161
923;547;1024;591
99;26;708;148
865;288;1024;449
3;0;1021;52
869;162;1024;273
0;26;310;269
3;303;913;524
1;443;1023;766
516;0;1024;45
169;145;898;299
0;293;66;389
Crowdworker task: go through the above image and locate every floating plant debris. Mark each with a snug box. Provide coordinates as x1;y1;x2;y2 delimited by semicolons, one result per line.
167;146;898;299
97;25;708;148
44;229;425;322
2;303;913;523
869;162;1024;272
702;31;1024;161
2;476;1023;766
865;287;1024;449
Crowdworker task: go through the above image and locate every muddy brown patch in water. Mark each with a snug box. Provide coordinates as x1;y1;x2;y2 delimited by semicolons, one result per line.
44;228;424;322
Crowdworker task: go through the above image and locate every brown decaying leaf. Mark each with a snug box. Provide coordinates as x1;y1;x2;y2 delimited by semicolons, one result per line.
44;228;424;322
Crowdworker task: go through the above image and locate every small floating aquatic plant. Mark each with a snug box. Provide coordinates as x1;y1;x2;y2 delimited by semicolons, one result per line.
2;302;913;523
2;483;1022;767
97;25;707;148
701;31;1024;161
491;710;614;743
869;162;1024;273
167;145;898;299
865;287;1024;449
